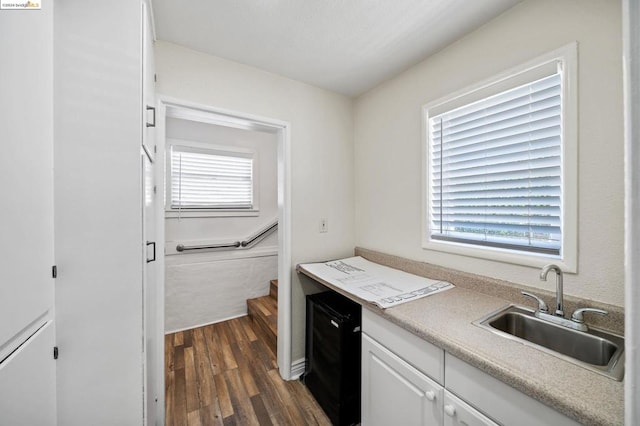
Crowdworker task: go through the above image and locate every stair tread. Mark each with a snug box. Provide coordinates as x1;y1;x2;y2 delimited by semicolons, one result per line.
247;279;278;354
247;296;277;335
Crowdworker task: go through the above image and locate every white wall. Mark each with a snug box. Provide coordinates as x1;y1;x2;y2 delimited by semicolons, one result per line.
165;252;277;332
54;1;143;423
155;41;355;361
164;117;279;331
354;0;624;306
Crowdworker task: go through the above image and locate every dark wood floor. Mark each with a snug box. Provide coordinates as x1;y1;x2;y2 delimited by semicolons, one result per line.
165;316;331;426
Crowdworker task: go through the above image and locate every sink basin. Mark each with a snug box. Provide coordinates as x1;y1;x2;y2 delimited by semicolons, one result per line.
474;305;624;381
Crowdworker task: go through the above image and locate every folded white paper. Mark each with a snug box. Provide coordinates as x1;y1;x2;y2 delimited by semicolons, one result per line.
299;256;454;308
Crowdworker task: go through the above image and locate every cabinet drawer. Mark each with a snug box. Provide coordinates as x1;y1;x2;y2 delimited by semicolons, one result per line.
363;309;444;384
445;354;580;426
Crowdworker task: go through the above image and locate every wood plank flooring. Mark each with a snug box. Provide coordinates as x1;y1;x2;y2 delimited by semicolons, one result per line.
165;316;331;426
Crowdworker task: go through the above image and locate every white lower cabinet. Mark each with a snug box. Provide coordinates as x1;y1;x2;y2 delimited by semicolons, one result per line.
445;354;580;426
361;309;579;426
443;391;497;426
362;334;444;426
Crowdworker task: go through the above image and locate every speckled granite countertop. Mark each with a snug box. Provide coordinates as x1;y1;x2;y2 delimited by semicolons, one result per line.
297;250;624;426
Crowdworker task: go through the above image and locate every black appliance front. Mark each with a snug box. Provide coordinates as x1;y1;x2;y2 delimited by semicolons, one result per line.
304;291;361;426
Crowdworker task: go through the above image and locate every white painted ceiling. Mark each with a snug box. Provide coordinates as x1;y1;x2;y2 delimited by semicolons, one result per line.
151;0;522;97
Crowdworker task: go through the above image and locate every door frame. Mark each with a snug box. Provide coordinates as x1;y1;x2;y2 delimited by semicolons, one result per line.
623;0;639;424
155;96;294;382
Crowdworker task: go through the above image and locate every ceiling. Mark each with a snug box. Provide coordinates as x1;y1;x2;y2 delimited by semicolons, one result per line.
151;0;522;97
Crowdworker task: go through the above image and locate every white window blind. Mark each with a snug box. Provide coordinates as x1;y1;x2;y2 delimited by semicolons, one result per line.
170;146;254;210
429;72;562;255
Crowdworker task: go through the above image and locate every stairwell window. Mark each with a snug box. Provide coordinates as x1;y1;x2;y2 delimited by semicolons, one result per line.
423;44;577;271
168;143;257;216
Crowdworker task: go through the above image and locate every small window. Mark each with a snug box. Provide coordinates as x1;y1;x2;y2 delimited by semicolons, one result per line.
169;144;254;211
423;44;577;270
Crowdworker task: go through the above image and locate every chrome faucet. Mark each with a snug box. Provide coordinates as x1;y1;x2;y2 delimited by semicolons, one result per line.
521;264;609;332
540;264;564;316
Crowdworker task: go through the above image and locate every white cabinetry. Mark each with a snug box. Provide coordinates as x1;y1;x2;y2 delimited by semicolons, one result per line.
445;354;579;426
363;309;494;426
361;309;579;426
142;0;157;161
362;307;444;382
362;334;443;426
443;391;497;426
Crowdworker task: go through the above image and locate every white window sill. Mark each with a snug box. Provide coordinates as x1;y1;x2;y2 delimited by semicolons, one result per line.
422;238;576;273
165;209;260;219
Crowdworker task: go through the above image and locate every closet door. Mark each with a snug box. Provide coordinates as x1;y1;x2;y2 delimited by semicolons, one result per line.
0;2;56;424
141;1;161;424
54;0;144;423
143;148;160;425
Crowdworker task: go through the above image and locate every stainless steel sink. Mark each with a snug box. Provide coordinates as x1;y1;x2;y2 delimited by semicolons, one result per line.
474;305;625;381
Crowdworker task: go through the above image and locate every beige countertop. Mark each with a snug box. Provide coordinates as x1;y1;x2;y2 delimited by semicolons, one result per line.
298;251;624;426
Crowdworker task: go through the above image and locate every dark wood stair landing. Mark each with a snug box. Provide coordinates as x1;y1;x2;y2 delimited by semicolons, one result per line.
247;280;278;355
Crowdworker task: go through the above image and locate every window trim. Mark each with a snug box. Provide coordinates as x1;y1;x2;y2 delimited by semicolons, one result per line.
165;138;260;218
422;43;578;272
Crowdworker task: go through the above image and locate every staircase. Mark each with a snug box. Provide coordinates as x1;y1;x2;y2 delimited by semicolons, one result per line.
247;279;278;355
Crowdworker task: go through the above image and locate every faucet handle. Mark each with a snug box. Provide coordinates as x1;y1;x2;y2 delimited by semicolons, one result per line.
571;308;608;324
521;291;549;312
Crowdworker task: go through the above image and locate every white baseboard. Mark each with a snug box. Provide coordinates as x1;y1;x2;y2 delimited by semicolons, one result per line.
290;357;306;380
164;313;247;334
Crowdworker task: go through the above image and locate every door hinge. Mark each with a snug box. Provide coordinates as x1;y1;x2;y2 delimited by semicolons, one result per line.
153;185;157;194
52;265;57;279
154;73;157;83
53;346;59;360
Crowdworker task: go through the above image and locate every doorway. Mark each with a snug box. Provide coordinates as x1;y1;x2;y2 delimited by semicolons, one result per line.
154;97;293;422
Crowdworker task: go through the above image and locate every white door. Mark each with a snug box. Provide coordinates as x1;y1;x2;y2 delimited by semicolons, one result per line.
143;150;160;425
362;334;443;426
142;2;161;423
0;1;56;425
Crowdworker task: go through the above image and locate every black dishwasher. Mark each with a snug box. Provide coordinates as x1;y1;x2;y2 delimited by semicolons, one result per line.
304;291;361;426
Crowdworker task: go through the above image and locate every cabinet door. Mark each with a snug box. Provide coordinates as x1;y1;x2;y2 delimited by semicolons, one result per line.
362;334;443;426
142;0;156;161
443;391;498;426
445;354;580;426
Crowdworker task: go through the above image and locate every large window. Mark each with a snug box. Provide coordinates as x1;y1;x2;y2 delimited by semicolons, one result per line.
168;144;255;211
423;44;577;270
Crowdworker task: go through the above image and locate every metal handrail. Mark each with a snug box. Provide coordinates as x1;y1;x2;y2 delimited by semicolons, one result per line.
176;220;278;252
176;241;241;252
241;221;278;247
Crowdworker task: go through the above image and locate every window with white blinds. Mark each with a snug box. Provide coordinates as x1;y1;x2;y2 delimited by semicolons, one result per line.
170;145;254;210
423;43;579;269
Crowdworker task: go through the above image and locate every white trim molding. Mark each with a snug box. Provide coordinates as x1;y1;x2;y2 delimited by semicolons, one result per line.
290;358;306;380
277;123;293;380
623;1;640;424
